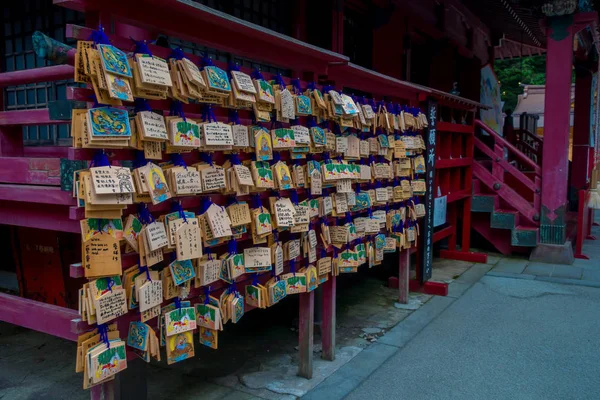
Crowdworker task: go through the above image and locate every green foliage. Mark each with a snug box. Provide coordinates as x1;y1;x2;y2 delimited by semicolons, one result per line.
495;54;576;112
494;55;547;112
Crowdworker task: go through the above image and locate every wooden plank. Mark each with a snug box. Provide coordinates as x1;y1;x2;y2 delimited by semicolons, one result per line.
475;119;541;174
0;65;74;87
437;121;474;134
472;162;538;225
474;137;538;192
439;249;488;263
0;184;75;205
0;292;81;341
433;225;455;243
0;200;80;233
0;109;69;126
321;276;336;361
61;0;349;74
435;157;472;169
398;249;410;304
0;157;61;185
298;290;314;379
24;146;69;158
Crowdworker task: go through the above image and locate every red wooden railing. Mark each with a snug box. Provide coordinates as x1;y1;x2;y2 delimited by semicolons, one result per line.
515;128;543;169
474;119;541;226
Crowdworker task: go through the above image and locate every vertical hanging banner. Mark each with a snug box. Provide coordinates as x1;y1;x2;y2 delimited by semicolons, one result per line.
421;97;437;283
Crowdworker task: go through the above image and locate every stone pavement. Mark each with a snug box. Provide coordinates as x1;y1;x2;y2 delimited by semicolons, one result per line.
305;217;600;400
488;217;600;287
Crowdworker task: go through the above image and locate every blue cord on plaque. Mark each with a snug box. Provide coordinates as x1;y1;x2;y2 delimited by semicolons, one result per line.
131;38;153;57
171;153;188;170
204;286;211;304
88;25;110;46
170;100;186;121
168;47;185;61
98;323;111;348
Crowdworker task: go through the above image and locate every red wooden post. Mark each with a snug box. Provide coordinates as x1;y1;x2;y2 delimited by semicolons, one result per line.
298;290;314;379
570;67;592;195
538;17;574;246
398;249;409;304
321;276;336;361
331;0;344;53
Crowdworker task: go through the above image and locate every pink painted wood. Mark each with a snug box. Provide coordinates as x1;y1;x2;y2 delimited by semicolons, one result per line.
0;184;75;205
475;119;541;174
472;162;538;225
492;144;505;183
24;146;69;158
61;0;349;74
321;276;336;361
0;292;81;341
0;157;61;186
0;109;68;126
398;249;409;304
0;200;81;233
474;138;539;192
540;22;574;226
0;65;74;87
298;290;314;379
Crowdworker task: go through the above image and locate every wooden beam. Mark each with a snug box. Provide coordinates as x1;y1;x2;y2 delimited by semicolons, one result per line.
0;184;75;205
321;276;336;361
0;157;61;186
0;292;82;341
0;109;69;126
0;200;80;233
0;65;74;87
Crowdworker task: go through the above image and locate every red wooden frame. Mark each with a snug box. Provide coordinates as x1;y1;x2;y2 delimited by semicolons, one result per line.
575;189;596;259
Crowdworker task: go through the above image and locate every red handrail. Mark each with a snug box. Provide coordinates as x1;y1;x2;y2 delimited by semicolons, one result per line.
475;119;541;175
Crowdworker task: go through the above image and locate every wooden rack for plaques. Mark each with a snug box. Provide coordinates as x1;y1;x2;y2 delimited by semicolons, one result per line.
0;1;490;396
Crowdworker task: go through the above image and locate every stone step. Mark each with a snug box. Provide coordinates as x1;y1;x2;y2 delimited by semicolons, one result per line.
511;226;539;247
490;209;519;230
471;194;498;212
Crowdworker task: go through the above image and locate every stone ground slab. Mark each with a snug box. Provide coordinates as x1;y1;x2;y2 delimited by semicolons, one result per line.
343;276;600;400
523;262;554;277
492;257;528;274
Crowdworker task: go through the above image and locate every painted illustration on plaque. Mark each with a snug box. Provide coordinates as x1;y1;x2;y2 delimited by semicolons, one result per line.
199;327;218;349
296;95;312;115
256;80;275;103
205;66;231;91
166;331;194;364
173;120;200;147
147;164;170;203
98;44;132;77
88;107;131;137
255;130;273;161
93;344;127;381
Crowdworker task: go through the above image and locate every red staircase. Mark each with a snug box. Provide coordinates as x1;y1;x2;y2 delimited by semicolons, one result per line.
471;119;541;254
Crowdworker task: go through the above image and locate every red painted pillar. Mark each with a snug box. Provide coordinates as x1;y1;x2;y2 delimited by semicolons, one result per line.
539;16;574;245
331;0;344;54
570;67;592;200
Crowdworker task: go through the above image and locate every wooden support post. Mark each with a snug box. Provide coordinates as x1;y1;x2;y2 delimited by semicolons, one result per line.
539;16;574;245
321;276;336;361
298;290;314;379
398;249;409;304
331;0;344;54
90;379;116;400
570;66;592;202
